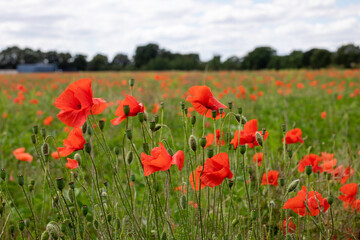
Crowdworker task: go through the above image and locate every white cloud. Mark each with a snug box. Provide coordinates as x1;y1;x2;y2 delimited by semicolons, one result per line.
0;0;359;61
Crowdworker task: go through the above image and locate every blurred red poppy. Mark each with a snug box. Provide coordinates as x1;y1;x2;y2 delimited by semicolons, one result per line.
231;119;269;149
111;95;144;125
261;170;279;186
57;128;85;157
189;166;206;191
339;183;357;209
297;154;323;173
65;158;79;170
200;153;233;187
13;148;33;162
253;153;263;166
281;218;296;235
284;128;304;144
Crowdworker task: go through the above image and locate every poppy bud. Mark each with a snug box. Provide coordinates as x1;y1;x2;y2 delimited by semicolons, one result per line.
82;205;88;216
180;101;185;110
56;177;65;191
219;108;224;115
199;137;207;148
84;143;91;154
287;149;293;159
238;107;242;115
143;143;150;154
1;169;6;180
138;112;144;123
129;78;135;87
42;143;49;156
24;219;30;228
126;151;133;165
231;218;239;227
161;231;167;240
241;116;247;124
228;179;234;188
28;184;34;192
32;125;39;135
125;129;132;140
180;195;187;210
280;178;285;187
30;179;35;186
228;101;233;110
184;107;188;115
287;179;299;193
235;114;241;123
131;174;136;182
207;148;214;158
255;132;263;147
40;128;46;139
18;220;25;231
41;230;50;240
31;134;37;144
107;214;112;222
74;153;81;165
262;128;266;136
211;110;217;119
160;102;164;109
281;124;286;133
305;166;312;176
190;116;196;125
46;221;60;240
82;122;88;134
149;121;156;131
154;124;162;132
327;195;334;205
86;214;93;222
123;105;130;116
240;145;246;155
327;173;331;180
99;120;105;131
103;181;108;188
154;115;159;124
114;147;120;155
69;181;75;190
189;135;197;152
18;175;24;186
87;125;93;136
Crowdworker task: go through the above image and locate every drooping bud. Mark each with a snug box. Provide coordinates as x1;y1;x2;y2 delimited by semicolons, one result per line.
180;195;187;210
56;177;65;191
42;143;49;156
18;175;24;186
87;125;93;136
82;205;88;216
219;108;224;115
287;179;299;193
31;134;37;144
305;165;312;176
28;184;34;192
327;173;331;180
41;230;50;240
126;151;133;165
211;110;217;119
287;149;293;159
69;182;75;190
74;153;81;166
240;145;246;155
235;114;241;123
18;220;25;231
280;178;285;187
190;116;196;126
255;132;263;147
82;122;88;134
207;148;214;158
238;107;242;115
327;195;334;205
129;78;135;87
154;115;159;124
189;135;197;152
46;221;60;240
228;101;233;110
1;169;6;180
154;124;162;132
228;179;234;188
138;112;144;123
199;137;207;148
180;101;185;110
123;105;130;116
99;120;105;131
32;125;39;135
125;129;132;140
241;115;247;124
149;121;156;131
84;143;91;154
40;128;46;139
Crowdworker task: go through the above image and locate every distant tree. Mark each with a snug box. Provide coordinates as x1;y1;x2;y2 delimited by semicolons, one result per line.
310;49;332;69
302;49;318;67
21;48;43;64
267;56;288;70
134;43;160;68
208;55;221;70
335;44;360;68
111;53;130;68
88;54;108;71
57;53;72;70
0;46;22;68
242;47;276;70
72;54;87;71
222;56;242;70
145;57;170;70
288;50;303;69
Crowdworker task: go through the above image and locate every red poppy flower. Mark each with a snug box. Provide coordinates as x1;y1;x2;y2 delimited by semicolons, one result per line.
185;85;227;119
200;153;233;187
13;148;33;162
320;152;337;173
253;153;263;166
332;165;354;184
321;111;327;119
216;129;225;146
297;154;323;174
57;128;85;157
189;166;206;191
51;151;60;159
283;186;330;216
65;158;79;170
111;95;144;125
284;128;304;144
44;116;53;126
339;183;357;209
261;170;279;186
204;130;225;148
281;218;296;235
141;143;184;176
231;119;269;149
55;79;107;127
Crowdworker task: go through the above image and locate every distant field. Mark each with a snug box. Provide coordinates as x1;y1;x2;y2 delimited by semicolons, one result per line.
0;70;359;239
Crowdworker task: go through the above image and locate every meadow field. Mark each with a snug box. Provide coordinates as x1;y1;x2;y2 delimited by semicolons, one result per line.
0;69;359;239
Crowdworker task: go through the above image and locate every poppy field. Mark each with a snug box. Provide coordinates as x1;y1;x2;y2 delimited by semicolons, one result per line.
0;69;360;239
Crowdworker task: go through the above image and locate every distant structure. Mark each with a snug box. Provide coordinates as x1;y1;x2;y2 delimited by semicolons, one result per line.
17;63;58;73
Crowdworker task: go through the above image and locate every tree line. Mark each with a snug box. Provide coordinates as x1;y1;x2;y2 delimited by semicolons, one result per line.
0;43;359;71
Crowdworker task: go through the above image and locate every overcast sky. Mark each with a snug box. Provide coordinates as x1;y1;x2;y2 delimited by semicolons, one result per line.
1;0;359;61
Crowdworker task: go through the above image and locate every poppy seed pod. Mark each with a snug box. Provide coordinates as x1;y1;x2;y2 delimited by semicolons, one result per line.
81;122;88;134
42;143;49;156
138;112;144;123
287;149;293;159
180;101;185;110
199;137;207;148
228;101;233;110
28;184;34;192
219;108;224;115
46;221;60;240
154;124;162;132
114;147;120;155
240;145;246;155
125;129;132;140
184;107;188;115
18;175;24;186
69;181;75;190
189;135;197;152
262;128;266;136
32;125;39;135
327;195;334;205
228;179;234;188
82;205;88;216
280;178;285;187
99;120;105;131
190;116;196;125
40;128;46;139
84;143;92;154
255;132;263;147
129;78;135;87
1;169;6;180
287;179;300;193
123;105;130;116
56;177;65;191
149;121;156;131
327;173;331;180
31;134;37;144
238;107;242;115
41;231;50;240
74;153;81;165
126;151;133;165
87;126;93;136
207;148;214;158
18;220;25;231
211;110;217;119
305;165;312;176
154;115;159;123
180;195;187;210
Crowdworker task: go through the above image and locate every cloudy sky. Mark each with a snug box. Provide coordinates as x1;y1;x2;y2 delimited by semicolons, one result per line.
1;0;359;61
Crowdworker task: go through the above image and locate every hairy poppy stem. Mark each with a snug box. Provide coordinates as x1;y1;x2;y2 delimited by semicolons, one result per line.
20;185;39;239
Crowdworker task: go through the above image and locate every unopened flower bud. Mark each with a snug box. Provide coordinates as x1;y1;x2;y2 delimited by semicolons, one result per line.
69;181;75;190
84;143;91;154
154;124;162;132
281;124;286;133
241;115;247;124
154;115;159;124
211;110;217;119
114;147;120;155
287;179;299;193
240;145;246;155
28;184;34;192
228;179;234;188
199;137;207;148
82;122;88;134
184;107;188;115
262;128;266;136
126;151;133;165
228;101;233;110
219;108;224;115
18;220;25;231
180;101;185;110
87;125;92;136
287;149;293;159
125;129;132;140
149;121;156;131
138;112;144;123
31;134;37;144
42;143;49;156
74;153;81;165
280;178;285;187
32;125;39;135
207;148;214;158
190;116;196;125
1;169;6;180
327;195;334;205
129;78;135;87
123;105;130;116
18;175;24;186
99;120;105;131
46;221;60;240
56;177;65;191
238;107;242;115
189;135;197;152
255;132;263;147
327;173;331;180
41;230;50;240
40;128;46;139
305;166;312;176
82;205;88;216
